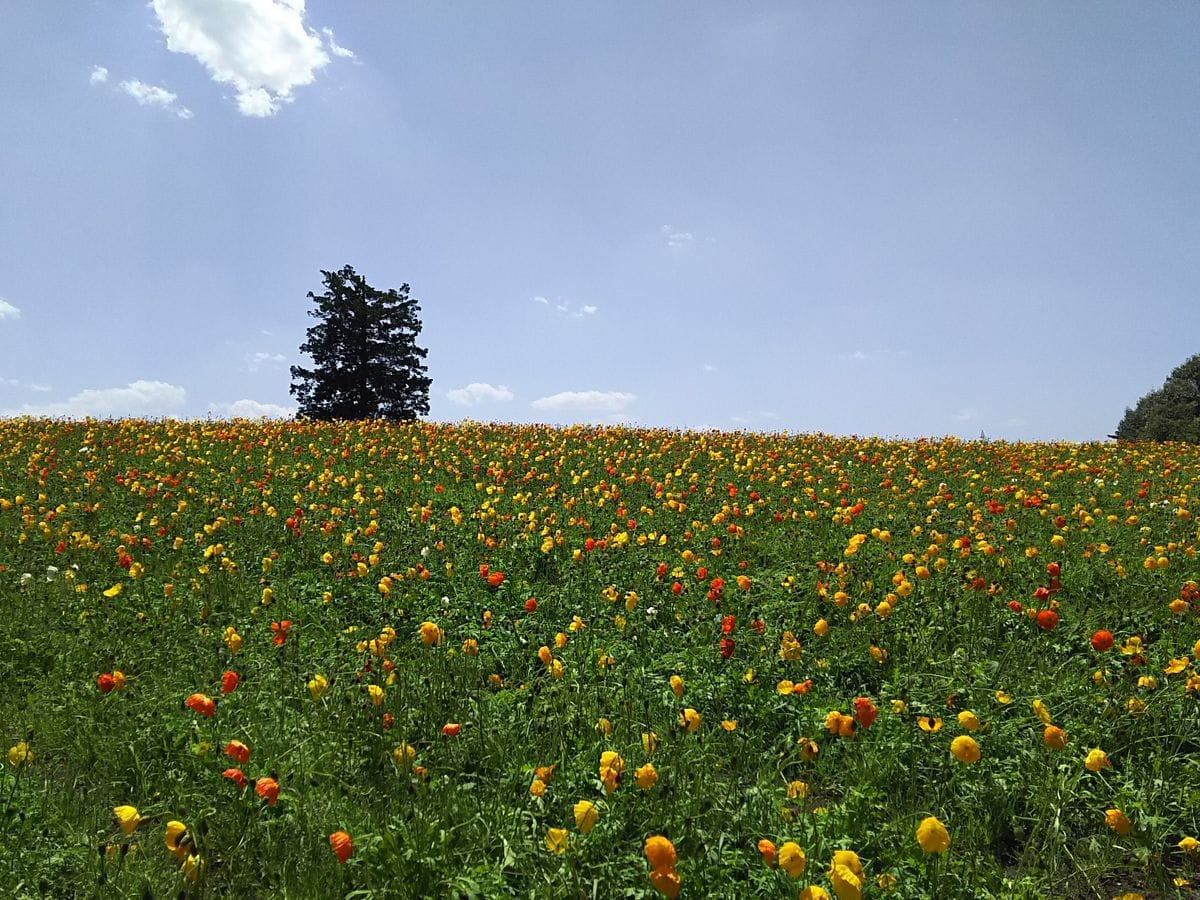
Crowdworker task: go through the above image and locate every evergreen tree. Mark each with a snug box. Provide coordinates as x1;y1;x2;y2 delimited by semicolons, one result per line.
290;266;431;421
1112;353;1200;442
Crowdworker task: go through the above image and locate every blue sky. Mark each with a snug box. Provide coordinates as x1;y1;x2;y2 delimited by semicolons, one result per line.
1;2;1197;440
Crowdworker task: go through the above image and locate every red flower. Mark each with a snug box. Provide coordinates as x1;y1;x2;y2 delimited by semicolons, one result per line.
223;767;248;789
271;620;292;646
330;830;354;864
584;538;596;552
524;598;538;613
671;582;683;596
853;697;878;729
186;692;217;717
98;673;116;694
487;572;506;588
255;776;280;806
1008;600;1023;613
720;637;736;659
221;670;241;694
224;740;251;764
721;615;737;635
1036;609;1059;631
1091;630;1115;652
1046;562;1061;578
442;722;462;737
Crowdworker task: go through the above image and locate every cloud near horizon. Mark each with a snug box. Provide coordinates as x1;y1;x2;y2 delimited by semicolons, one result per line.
2;380;186;418
531;390;636;414
208;398;295;418
446;382;514;406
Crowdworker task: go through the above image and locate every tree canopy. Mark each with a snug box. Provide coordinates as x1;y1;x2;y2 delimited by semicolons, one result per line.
1112;353;1200;442
289;266;431;421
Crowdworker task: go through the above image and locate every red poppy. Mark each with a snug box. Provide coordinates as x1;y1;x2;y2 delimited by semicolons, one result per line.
671;582;683;596
255;776;280;806
186;692;217;718
98;673;116;694
1036;609;1059;631
442;723;462;737
223;767;248;789
224;740;251;764
720;638;736;659
330;830;354;863
1046;562;1061;578
1091;630;1115;652
524;598;538;613
721;615;737;635
271;621;292;646
487;572;506;588
853;697;878;729
221;670;241;694
584;538;596;551
1008;600;1023;613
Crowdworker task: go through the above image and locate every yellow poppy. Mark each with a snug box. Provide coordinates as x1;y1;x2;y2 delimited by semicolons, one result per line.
916;816;951;853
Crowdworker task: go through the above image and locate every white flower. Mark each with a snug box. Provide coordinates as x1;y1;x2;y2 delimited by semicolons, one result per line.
45;566;59;582
645;607;658;620
20;573;33;587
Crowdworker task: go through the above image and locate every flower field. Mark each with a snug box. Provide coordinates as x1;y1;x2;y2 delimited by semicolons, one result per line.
2;418;1199;898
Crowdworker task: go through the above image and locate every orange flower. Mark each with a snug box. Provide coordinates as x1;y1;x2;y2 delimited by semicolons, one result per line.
441;722;462;737
758;838;778;867
223;767;248;789
852;697;878;729
185;693;216;718
224;740;251;764
329;830;353;863
271;620;292;646
255;776;280;806
221;670;240;694
644;835;677;871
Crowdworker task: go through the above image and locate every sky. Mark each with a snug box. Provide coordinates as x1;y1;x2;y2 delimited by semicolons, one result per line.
1;1;1198;441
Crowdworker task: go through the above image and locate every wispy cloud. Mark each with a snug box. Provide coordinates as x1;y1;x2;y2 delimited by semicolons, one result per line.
2;380;186;418
0;298;20;320
151;0;331;117
838;350;869;361
119;79;193;118
244;351;287;372
322;27;355;59
658;224;694;249
89;65;109;85
446;382;514;406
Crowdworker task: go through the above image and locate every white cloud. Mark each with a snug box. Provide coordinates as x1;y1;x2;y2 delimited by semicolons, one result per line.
446;382;514;406
531;390;636;414
838;350;869;361
702;364;717;372
2;380;186;418
0;298;19;320
151;0;331;117
0;377;52;392
89;65;109;85
119;79;193;118
531;295;549;304
658;224;694;249
245;351;287;372
322;27;355;59
208;398;294;418
577;305;598;316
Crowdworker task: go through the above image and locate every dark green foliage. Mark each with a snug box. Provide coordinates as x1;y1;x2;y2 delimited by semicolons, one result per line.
290;266;432;421
1112;353;1200;442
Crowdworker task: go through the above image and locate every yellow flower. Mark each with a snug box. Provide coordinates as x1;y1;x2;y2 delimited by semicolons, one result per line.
787;780;810;801
1164;657;1190;675
1043;725;1068;750
995;690;1013;705
1105;808;1133;835
957;710;981;731
308;674;329;700
529;778;547;797
367;684;385;706
669;675;684;697
679;708;701;733
103;583;123;598
918;716;943;733
7;741;33;767
1032;699;1052;725
1085;749;1110;772
180;853;204;882
721;719;738;731
595;717;613;737
642;731;659;754
829;849;865;900
950;735;981;764
573;800;599;834
114;805;142;835
165;820;193;861
418;621;443;646
778;841;807;878
1178;836;1200;853
891;699;907;714
393;743;416;766
814;618;829;636
916;816;951;853
545;827;569;854
635;762;659;790
800;888;832;900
